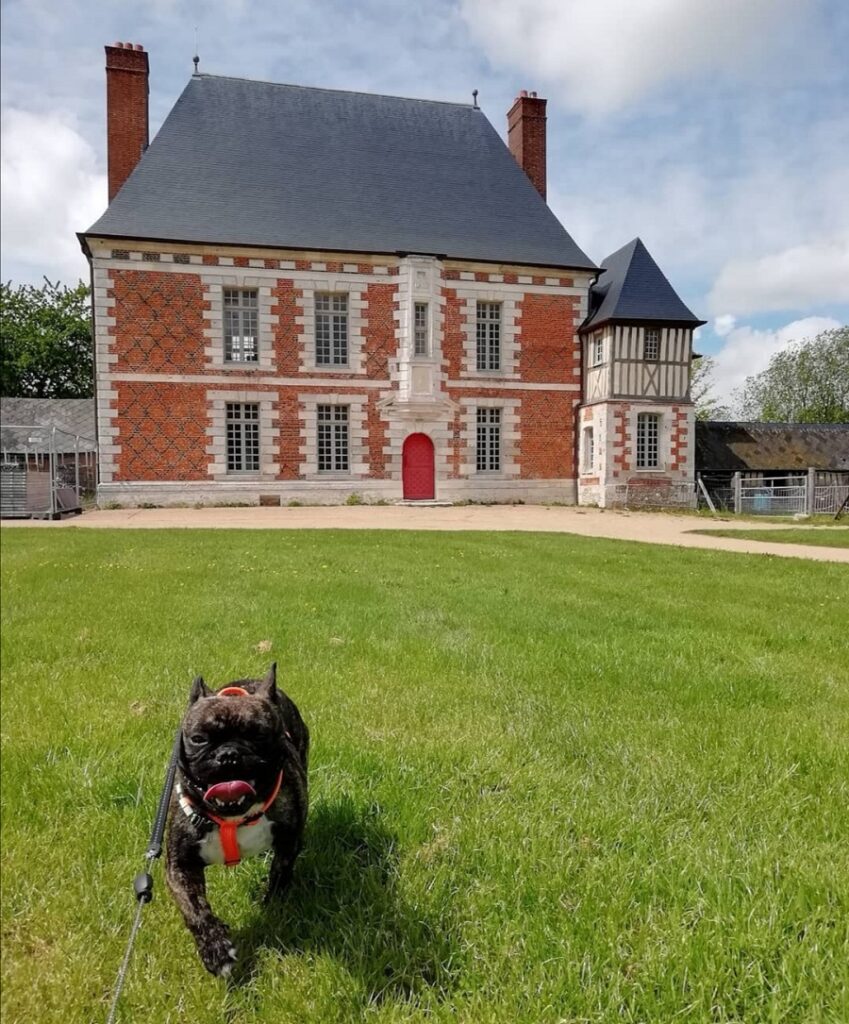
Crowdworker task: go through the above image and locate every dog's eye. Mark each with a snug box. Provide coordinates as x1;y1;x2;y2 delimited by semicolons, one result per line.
189;733;207;746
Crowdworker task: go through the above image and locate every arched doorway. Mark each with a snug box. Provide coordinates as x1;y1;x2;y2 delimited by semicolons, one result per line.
402;433;435;500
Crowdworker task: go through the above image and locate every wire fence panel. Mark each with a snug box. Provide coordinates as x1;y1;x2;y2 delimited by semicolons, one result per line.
739;485;807;516
814;485;849;514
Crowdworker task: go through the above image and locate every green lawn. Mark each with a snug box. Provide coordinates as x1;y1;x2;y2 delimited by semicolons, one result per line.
691;528;849;549
2;528;848;1024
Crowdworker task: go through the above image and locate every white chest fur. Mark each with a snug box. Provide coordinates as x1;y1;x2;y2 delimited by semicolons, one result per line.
198;816;275;866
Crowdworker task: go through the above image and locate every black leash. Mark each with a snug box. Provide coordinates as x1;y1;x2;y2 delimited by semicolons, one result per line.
105;712;185;1024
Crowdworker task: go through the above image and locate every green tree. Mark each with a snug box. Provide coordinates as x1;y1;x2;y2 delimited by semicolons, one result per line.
0;279;93;398
690;355;732;420
739;326;849;423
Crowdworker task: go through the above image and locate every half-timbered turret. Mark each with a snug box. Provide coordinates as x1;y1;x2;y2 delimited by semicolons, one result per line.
577;238;706;508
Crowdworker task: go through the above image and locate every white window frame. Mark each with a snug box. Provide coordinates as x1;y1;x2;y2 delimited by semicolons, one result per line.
414;301;430;357
582;426;594;473
225;402;260;474
476;301;502;371
636;412;661;469
591;332;604;366
223;288;259;364
315;293;349;367
317;404;350;473
644;327;660;361
476;407;502;472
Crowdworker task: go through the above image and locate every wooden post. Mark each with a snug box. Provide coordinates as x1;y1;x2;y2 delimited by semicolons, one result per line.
807;467;816;515
733;471;742;515
696;473;717;514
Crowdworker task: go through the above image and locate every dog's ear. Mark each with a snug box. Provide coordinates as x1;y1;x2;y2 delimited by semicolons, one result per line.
256;662;278;700
189;675;211;704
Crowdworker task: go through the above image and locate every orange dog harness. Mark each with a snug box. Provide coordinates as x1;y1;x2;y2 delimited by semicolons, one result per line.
205;771;283;865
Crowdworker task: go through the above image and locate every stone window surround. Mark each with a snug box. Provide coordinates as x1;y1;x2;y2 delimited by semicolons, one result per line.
224;400;261;473
296;282;367;375
414;301;430;357
459;397;520;478
393;255;447;403
627;404;674;473
206;389;279;481
476;406;503;472
582;425;595;473
298;393;368;479
201;273;277;371
457;288;520;380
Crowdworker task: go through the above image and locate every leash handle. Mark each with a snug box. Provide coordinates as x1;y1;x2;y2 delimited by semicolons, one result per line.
144;726;182;863
107;680;198;1021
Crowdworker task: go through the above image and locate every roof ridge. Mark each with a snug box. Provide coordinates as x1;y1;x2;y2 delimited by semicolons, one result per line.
192;73;478;110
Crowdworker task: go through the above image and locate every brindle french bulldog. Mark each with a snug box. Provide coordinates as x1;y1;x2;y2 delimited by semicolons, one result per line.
165;664;308;976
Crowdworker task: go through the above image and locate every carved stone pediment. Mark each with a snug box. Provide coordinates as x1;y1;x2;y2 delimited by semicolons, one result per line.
377;394;458;419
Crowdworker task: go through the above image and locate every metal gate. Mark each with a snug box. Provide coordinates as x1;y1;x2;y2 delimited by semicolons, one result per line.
0;424;96;519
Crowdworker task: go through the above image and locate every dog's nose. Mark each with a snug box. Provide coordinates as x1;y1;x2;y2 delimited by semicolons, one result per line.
216;746;241;768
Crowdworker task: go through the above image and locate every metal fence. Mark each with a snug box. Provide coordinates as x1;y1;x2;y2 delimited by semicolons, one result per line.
0;424;96;519
698;471;849;517
814;484;849;514
738;484;806;516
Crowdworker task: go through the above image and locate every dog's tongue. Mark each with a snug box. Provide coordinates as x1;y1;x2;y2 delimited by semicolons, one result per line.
204;780;256;804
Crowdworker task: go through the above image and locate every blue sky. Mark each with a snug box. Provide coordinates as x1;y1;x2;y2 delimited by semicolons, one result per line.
1;0;847;406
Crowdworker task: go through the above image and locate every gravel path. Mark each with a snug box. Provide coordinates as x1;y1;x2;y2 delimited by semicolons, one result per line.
4;505;847;563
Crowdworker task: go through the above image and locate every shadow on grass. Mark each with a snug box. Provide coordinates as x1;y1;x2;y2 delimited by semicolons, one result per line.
230;796;461;1007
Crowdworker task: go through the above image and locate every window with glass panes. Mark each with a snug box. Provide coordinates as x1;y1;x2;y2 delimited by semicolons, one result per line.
226;403;260;472
636;413;661;469
223;289;258;363
315;293;348;366
317;405;350;472
476;408;502;471
591;332;604;365
583;427;594;472
644;328;660;360
414;302;429;356
476;302;501;371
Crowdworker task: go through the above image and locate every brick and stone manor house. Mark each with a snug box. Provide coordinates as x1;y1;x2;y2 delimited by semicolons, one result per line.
80;43;704;508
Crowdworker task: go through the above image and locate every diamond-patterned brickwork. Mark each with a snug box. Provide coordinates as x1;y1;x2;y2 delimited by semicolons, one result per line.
517;293;581;382
115;381;210;481
112;270;205;372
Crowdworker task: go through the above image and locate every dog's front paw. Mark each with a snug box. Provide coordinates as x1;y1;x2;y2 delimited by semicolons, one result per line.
197;925;238;978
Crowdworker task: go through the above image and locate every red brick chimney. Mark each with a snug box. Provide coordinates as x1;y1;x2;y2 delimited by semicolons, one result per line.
105;42;149;202
507;90;547;200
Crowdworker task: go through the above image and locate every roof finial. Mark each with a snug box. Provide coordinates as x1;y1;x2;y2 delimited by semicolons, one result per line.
192;25;200;75
472;88;479;109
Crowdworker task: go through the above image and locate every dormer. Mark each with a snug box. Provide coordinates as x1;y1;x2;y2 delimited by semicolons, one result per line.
580;238;705;404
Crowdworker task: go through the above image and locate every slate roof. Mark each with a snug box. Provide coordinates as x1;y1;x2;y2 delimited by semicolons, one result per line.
696;421;849;472
0;398;97;452
83;74;596;271
583;237;704;330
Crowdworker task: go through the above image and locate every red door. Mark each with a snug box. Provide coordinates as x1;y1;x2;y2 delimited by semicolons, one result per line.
402;433;435;500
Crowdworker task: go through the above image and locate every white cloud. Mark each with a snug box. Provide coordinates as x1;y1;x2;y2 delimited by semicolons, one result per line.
0;108;106;284
714;315;737;337
460;0;805;114
711;315;842;407
708;241;849;316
